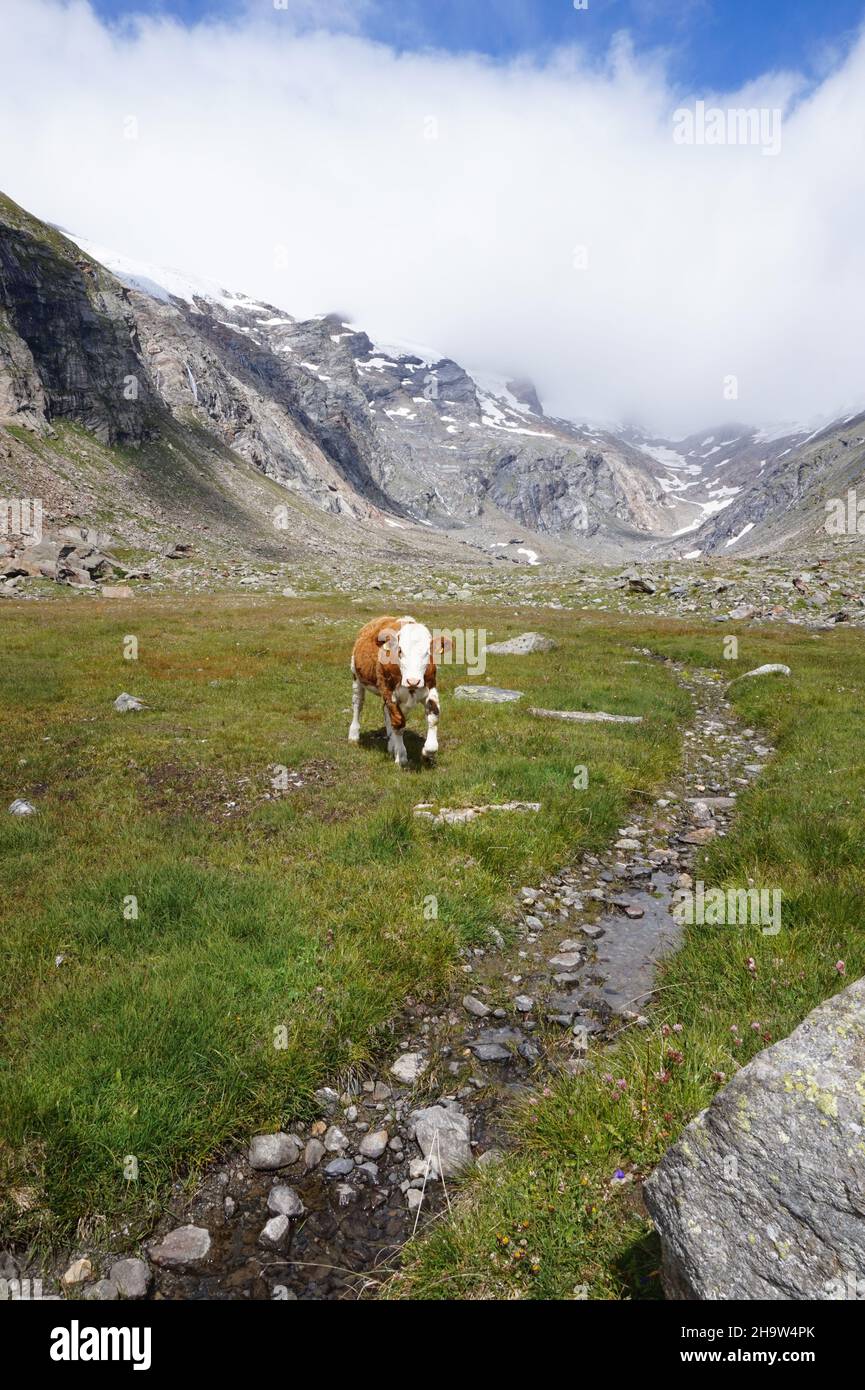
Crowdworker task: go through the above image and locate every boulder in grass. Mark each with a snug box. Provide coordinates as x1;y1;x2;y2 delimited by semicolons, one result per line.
645;978;865;1300
454;685;523;703
485;632;557;655
113;692;146;713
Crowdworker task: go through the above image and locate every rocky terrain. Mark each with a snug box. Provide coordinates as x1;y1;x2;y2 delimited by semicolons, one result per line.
3;188;864;593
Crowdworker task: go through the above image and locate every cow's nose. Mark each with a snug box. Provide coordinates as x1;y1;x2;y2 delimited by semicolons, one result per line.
407;678;421;689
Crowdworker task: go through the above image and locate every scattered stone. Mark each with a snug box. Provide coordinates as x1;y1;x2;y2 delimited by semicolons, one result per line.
530;707;642;724
358;1130;389;1160
113;692;146;713
259;1215;291;1251
453;685;523;703
8;799;36;816
514;995;533;1012
485;632;557;655
415;801;540;826
462;994;491;1018
411;1104;472;1178
324;1157;354;1177
83;1279;118;1300
391;1051;427;1084
267;1185;305;1218
324;1125;349;1152
149;1225;211;1268
108;1258;151;1300
61;1257;93;1289
728;663;791;685
304;1138;326;1170
681;827;715;845
248;1133;299;1170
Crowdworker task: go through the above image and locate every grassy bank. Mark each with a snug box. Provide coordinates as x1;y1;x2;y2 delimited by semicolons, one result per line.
391;621;865;1299
0;596;686;1250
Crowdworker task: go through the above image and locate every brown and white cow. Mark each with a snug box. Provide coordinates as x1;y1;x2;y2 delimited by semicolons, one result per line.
349;615;450;767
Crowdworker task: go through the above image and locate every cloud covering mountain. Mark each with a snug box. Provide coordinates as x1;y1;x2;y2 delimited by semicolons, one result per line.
2;0;864;434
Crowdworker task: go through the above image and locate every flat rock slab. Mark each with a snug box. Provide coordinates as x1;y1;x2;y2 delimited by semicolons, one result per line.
414;801;540;826
728;664;791;685
454;685;523;703
149;1225;211;1269
644;977;865;1300
486;632;557;655
530;707;643;724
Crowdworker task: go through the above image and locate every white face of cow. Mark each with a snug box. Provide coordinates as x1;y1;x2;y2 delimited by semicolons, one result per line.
389;620;432;691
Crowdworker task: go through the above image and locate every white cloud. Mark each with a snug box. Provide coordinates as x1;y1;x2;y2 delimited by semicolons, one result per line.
1;0;864;434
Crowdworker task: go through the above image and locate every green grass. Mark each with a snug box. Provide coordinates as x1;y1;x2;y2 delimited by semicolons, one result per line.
0;596;686;1251
390;622;865;1299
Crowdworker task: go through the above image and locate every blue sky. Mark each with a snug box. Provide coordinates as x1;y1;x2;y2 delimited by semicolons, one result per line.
91;0;865;90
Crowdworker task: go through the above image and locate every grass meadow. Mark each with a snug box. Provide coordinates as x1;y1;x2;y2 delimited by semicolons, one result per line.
1;595;861;1298
0;594;684;1251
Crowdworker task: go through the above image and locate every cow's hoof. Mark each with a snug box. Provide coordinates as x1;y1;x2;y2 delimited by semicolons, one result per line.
421;746;437;760
348;729;360;744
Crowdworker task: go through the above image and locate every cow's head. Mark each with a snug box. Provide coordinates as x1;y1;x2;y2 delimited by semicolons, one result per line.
378;619;451;691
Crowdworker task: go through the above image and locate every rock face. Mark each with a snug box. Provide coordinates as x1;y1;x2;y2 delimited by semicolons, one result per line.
644;979;865;1300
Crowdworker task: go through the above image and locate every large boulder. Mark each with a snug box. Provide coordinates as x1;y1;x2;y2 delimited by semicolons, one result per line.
644;979;865;1300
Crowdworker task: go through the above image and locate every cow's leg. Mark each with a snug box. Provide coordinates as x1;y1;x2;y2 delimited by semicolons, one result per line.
349;678;365;743
386;697;408;768
422;687;440;759
383;701;395;753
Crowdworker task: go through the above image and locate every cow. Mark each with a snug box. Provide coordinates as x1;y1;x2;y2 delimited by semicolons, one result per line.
349;615;450;767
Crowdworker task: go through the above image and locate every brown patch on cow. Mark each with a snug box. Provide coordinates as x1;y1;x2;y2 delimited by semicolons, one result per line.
425;696;440;717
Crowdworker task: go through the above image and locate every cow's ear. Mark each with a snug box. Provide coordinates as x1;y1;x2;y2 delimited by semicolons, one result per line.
431;633;452;659
377;627;399;661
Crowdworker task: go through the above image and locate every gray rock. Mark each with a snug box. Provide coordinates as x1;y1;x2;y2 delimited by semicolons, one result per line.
645;978;865;1300
514;995;533;1012
390;1051;427;1084
410;1105;472;1177
8;799;36;816
113;692;146;713
324;1124;349;1152
729;663;791;684
530;707;642;724
358;1130;389;1159
108;1257;151;1300
259;1215;291;1251
324;1157;355;1177
149;1225;211;1268
304;1138;326;1170
248;1132;299;1170
267;1184;305;1218
485;632;557;655
548;951;583;971
454;685;523;703
462;994;491;1018
314;1086;340;1114
83;1279;118;1300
